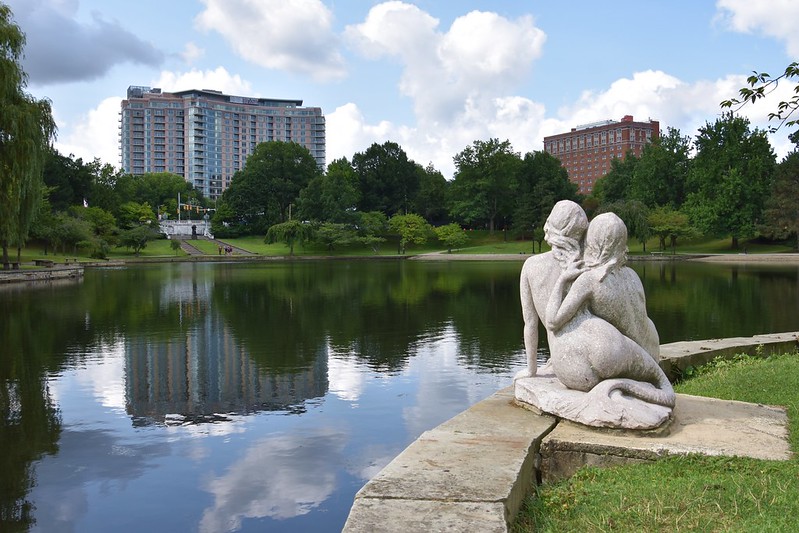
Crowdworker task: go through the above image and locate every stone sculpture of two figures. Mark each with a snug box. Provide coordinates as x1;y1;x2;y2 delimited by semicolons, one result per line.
514;200;676;429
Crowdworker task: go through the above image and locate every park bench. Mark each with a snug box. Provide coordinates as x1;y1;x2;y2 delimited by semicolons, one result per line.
34;259;54;268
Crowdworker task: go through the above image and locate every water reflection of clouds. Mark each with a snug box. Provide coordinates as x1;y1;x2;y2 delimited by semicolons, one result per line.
50;339;128;415
29;428;169;533
327;347;367;403
401;324;515;437
199;428;347;532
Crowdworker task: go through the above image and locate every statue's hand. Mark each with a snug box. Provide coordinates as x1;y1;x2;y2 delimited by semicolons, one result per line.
514;367;535;380
561;262;587;281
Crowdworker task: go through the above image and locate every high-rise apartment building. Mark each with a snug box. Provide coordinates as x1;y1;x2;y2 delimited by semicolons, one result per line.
119;86;325;199
543;115;659;195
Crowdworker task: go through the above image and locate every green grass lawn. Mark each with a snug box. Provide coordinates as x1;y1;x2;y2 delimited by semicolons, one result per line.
9;231;796;265
513;352;799;532
217;235;447;257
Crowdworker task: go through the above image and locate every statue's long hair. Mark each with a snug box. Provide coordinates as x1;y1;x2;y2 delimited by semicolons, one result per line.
544;200;588;266
584;213;628;280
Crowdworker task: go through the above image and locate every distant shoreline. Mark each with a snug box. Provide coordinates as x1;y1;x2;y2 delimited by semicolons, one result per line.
413;251;799;264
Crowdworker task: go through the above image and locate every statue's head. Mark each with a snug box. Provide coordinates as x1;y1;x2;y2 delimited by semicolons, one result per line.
544;200;588;265
584;212;628;277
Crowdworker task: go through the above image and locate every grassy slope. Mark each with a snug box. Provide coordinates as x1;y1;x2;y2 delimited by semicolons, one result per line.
514;352;799;532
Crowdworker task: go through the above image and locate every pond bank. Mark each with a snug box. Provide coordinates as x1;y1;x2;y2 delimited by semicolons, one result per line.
0;265;84;284
343;331;799;533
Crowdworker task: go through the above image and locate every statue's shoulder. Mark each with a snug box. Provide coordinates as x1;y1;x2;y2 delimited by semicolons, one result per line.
522;252;553;272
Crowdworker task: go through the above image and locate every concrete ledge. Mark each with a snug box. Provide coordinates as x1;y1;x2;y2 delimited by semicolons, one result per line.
540;393;790;483
0;266;84;284
660;331;799;380
343;387;557;532
344;333;797;532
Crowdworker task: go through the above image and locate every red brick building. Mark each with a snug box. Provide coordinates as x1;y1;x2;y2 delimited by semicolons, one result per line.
543;115;659;195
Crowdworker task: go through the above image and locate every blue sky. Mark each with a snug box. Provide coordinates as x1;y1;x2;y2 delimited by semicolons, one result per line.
9;0;798;178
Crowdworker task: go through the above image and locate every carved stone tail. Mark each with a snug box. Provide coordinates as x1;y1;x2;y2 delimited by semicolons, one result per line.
599;373;676;408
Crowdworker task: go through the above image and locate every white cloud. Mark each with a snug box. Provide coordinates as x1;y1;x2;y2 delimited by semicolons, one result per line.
55;96;121;167
554;69;794;159
195;0;346;82
181;41;205;64
716;0;799;56
345;3;545;125
153;67;253;96
338;3;548;175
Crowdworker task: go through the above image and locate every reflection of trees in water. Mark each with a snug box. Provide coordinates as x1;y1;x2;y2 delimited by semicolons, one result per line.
211;261;525;373
0;288;64;529
635;262;799;343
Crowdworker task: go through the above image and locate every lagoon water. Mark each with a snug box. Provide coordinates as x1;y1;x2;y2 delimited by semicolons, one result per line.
2;259;798;532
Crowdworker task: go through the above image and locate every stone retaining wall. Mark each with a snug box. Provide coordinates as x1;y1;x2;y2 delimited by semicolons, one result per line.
343;332;798;532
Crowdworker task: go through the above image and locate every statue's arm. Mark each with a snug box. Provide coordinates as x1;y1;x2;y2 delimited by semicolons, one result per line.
516;268;539;379
544;270;589;332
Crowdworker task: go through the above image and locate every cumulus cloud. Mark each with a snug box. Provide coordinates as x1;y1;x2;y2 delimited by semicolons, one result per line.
335;3;548;175
345;3;545;125
716;0;799;56
554;69;794;158
7;0;163;84
195;0;346;82
153;67;254;96
54;96;121;167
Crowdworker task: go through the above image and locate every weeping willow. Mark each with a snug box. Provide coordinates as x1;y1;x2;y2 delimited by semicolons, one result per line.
0;3;57;267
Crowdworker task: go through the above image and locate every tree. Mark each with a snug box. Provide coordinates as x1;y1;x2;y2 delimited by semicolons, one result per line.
434;223;468;253
314;222;357;252
513;150;578;236
115;171;197;216
265;219;314;256
42;150;94;211
684;113;776;248
87;159;124;214
69;205;118;258
0;5;57;267
388;213;431;254
597;200;651;252
648;206;695;253
118;225;156;256
353;141;420;216
449;138;521;233
357;211;388;254
50;212;92;256
413;163;449;224
224;141;320;234
590;151;637;205
297;157;360;223
629;127;691;208
760;149;799;249
117;201;156;229
721;62;799;134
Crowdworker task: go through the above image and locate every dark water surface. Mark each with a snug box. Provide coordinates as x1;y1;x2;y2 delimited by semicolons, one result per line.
2;259;798;532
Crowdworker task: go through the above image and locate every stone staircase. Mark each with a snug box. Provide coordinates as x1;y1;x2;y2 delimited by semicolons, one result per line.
171;236;256;257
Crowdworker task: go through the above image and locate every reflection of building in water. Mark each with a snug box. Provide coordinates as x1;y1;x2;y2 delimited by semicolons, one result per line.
125;311;328;426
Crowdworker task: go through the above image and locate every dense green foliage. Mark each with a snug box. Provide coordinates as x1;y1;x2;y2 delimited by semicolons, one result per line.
0;5;57;267
684;113;776;249
6;0;796;260
449;138;521;233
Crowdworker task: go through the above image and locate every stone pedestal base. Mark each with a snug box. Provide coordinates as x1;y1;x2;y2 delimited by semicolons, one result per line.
515;374;672;430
